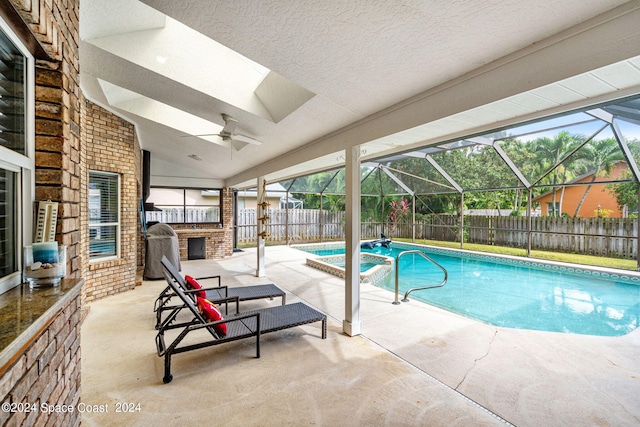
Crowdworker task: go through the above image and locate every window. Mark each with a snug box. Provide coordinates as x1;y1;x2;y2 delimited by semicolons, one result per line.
0;27;26;155
0;168;17;285
89;171;120;260
547;202;560;216
146;188;221;224
0;20;33;295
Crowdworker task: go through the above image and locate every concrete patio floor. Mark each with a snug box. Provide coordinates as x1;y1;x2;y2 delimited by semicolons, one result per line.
81;245;640;426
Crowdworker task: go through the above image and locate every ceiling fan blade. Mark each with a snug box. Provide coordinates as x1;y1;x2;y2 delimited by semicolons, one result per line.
233;133;262;145
231;140;250;151
221;114;238;135
181;133;222;138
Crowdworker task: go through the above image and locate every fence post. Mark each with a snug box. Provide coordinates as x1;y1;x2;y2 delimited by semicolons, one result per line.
285;190;290;245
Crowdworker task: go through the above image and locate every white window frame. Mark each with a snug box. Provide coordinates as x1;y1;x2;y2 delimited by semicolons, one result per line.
0;16;35;295
89;171;121;262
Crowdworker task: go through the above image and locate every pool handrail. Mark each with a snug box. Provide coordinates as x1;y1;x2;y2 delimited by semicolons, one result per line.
394;250;448;304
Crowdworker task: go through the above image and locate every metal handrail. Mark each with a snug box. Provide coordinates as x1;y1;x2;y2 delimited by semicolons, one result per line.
393;250;448;304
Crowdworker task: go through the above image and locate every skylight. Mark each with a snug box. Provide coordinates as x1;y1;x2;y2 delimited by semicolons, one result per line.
82;0;314;124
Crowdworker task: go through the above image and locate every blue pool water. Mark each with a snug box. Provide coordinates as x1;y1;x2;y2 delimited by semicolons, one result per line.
298;244;640;336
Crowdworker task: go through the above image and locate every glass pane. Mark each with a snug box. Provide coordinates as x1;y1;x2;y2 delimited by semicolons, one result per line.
147;188;183;206
186;189;220;222
89;225;116;258
0;168;16;277
89;172;119;224
146;187;222;223
89;171;119;259
0;28;26;155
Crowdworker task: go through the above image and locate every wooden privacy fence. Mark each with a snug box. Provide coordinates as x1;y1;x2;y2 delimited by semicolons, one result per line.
146;207;220;223
236;209;638;259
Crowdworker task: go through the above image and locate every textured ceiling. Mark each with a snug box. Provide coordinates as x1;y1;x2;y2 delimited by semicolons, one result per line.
79;0;640;189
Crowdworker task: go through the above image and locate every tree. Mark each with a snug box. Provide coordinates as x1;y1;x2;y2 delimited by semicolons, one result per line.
388;198;410;236
606;173;639;215
532;131;582;216
573;138;624;217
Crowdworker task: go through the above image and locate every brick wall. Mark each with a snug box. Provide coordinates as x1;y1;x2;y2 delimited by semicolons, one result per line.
0;292;82;427
9;0;83;279
0;1;83;425
81;101;140;302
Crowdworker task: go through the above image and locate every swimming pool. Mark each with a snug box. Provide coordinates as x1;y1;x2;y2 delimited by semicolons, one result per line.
295;242;640;336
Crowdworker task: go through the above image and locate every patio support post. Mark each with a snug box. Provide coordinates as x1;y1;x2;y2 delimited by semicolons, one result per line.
285;189;290;245
320;193;324;242
527;188;532;257
256;176;266;277
459;192;464;249
343;146;362;336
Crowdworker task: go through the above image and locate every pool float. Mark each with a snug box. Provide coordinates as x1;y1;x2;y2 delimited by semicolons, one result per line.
361;234;391;249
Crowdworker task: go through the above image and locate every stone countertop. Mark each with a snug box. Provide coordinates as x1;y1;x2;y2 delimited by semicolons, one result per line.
0;278;84;372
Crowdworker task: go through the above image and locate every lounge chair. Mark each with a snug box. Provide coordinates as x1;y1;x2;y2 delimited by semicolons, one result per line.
156;255;327;383
154;258;286;330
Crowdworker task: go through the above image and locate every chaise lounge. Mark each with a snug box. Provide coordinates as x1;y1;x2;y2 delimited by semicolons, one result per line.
154;257;286;329
156;256;327;383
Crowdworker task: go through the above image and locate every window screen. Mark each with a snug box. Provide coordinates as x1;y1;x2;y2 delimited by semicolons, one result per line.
89;171;120;260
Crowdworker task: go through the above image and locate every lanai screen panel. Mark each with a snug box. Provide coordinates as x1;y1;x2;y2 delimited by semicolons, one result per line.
427;143;523;191
283;170;339;194
382;156;459;195
272;95;640;199
495;115;609;188
360;165;410;196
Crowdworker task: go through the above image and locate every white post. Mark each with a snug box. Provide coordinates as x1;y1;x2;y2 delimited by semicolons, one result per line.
343;146;362;336
256;176;266;277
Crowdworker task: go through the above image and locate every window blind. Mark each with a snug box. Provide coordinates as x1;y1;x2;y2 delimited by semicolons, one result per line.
89;171;119;259
0;29;25;155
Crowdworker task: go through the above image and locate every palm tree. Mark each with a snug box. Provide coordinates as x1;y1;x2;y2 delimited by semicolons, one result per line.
573;138;624;217
533;132;581;216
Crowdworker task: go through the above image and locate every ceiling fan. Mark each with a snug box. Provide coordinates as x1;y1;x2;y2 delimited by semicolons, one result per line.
188;114;262;151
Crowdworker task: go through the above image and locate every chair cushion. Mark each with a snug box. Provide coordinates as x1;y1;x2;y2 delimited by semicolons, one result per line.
196;297;227;336
184;275;206;299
